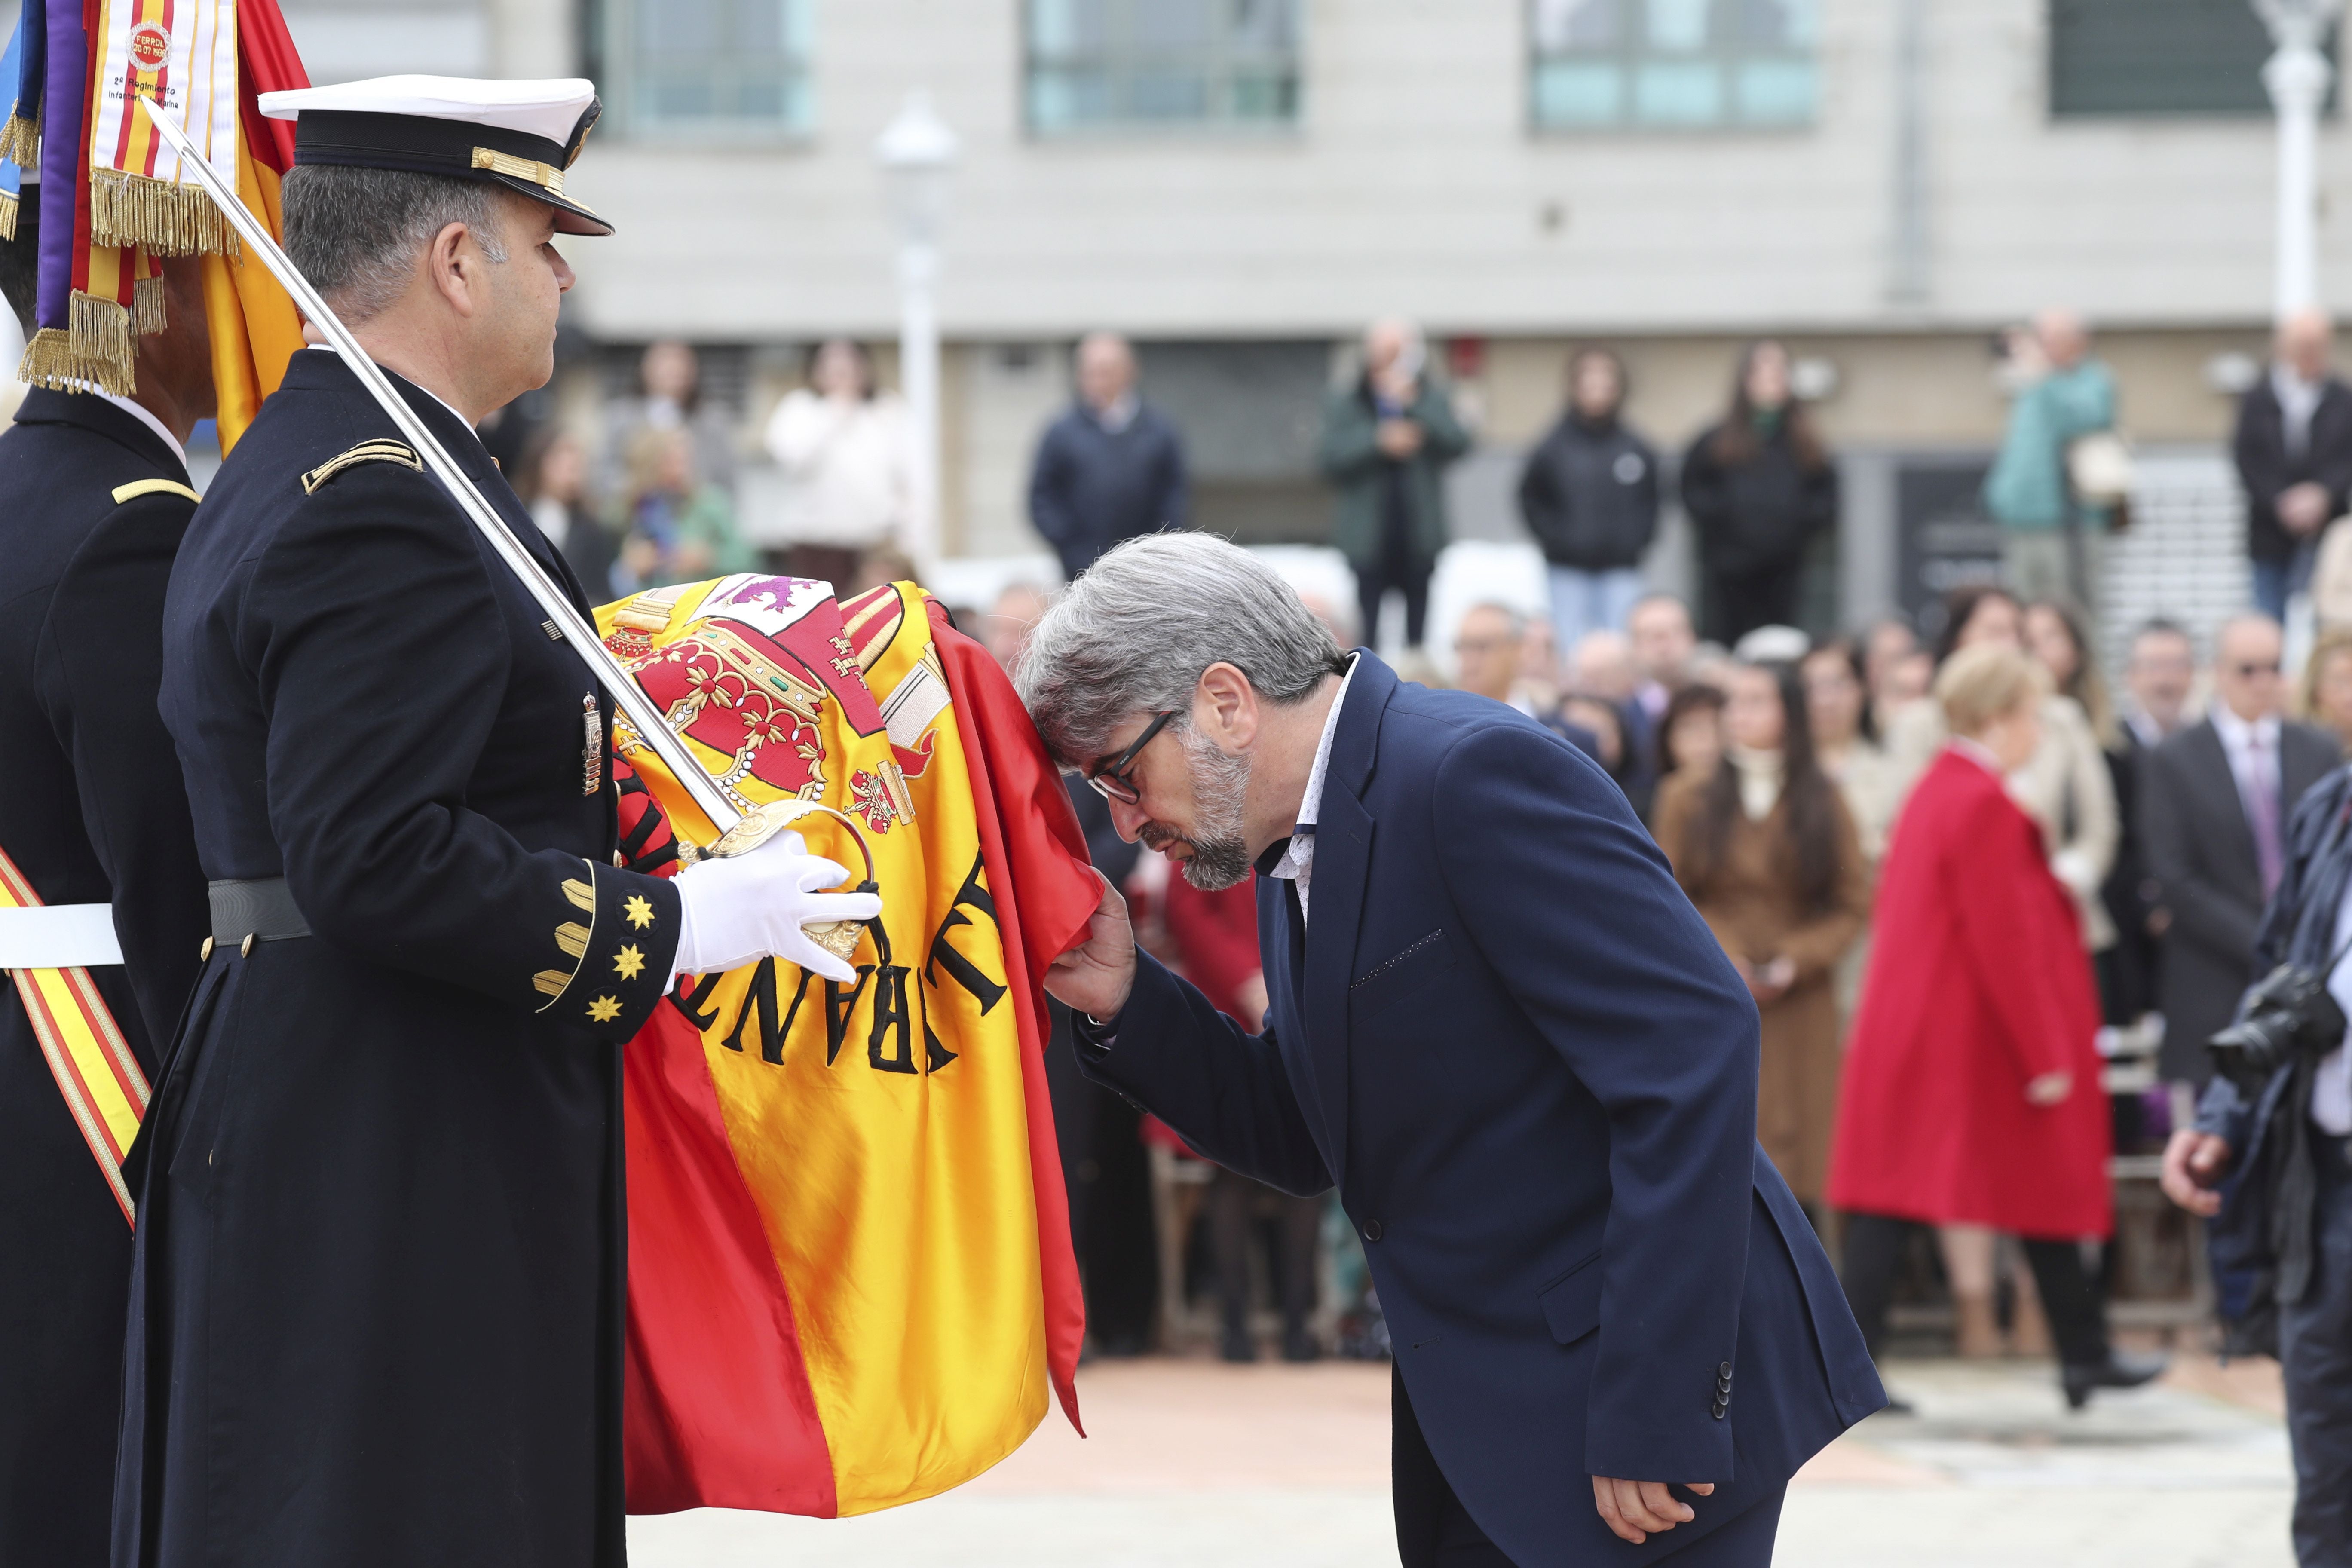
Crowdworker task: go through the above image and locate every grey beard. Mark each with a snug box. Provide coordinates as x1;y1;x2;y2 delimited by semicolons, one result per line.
1179;730;1256;892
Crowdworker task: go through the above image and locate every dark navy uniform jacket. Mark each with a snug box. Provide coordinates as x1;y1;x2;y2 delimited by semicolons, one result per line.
118;349;680;1568
0;389;208;1568
1079;653;1883;1565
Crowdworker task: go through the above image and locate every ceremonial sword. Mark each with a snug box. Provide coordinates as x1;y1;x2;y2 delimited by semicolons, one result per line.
135;102;875;958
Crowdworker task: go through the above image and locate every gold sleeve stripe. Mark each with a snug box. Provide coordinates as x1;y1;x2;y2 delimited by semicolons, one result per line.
112;478;200;505
301;441;422;495
535;858;604;1017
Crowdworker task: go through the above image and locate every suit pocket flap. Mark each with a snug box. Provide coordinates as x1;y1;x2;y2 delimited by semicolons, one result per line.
1538;1250;1603;1345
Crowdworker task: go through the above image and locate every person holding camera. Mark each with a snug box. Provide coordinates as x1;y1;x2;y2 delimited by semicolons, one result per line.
2164;757;2352;1565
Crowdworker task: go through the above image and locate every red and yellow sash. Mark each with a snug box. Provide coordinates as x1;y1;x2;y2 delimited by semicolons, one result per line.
0;846;147;1221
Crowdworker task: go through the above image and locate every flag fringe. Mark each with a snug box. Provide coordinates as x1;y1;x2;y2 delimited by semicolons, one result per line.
0;189;15;242
133;271;166;335
0;111;37;168
15;294;138;394
90;167;238;258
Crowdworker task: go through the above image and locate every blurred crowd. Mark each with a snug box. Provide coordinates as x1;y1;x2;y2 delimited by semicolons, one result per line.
530;305;2352;1384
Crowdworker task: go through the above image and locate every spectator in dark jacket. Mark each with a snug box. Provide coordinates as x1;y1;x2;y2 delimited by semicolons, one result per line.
2235;308;2352;622
1318;318;1471;652
1519;347;1660;653
2141;614;2340;1085
1028;332;1189;582
1680;341;1840;644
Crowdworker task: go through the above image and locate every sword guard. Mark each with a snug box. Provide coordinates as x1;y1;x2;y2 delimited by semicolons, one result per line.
686;799;877;964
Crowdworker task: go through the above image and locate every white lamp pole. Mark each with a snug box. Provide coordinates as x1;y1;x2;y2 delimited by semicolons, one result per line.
874;93;959;578
2257;0;2345;319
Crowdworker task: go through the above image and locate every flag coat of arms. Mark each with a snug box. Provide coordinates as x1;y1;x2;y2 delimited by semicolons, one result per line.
598;576;1094;1517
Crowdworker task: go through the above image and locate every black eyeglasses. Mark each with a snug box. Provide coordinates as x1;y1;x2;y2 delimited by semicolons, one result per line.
1086;710;1177;805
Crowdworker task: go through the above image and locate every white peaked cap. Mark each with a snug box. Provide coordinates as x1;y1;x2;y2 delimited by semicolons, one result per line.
260;76;598;145
258;75;612;236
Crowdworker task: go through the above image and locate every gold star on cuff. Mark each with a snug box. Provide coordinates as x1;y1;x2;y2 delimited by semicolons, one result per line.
624;894;655;929
614;943;646;981
587;995;623;1023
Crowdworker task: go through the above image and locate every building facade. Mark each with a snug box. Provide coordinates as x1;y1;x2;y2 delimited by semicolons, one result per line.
255;0;2344;644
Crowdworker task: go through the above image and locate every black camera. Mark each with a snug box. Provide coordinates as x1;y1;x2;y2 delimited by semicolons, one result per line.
2209;962;2349;1094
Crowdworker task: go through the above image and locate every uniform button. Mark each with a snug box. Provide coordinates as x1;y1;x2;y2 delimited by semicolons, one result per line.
239;933;256;958
199;936;214;961
1720;1362;1733;1379
1363;1219;1384;1243
1711;1403;1727;1421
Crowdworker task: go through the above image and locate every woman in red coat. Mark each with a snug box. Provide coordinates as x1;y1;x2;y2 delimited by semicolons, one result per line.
1828;643;2163;1408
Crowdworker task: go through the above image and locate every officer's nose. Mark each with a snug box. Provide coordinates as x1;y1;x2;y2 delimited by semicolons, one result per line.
1107;797;1148;843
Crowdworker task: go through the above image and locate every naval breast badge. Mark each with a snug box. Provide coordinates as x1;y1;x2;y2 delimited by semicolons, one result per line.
581;693;603;796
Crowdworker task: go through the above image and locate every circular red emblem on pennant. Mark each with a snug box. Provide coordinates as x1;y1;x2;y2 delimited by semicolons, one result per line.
128;21;170;72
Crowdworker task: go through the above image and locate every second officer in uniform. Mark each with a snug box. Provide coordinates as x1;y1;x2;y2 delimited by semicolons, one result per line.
116;77;878;1567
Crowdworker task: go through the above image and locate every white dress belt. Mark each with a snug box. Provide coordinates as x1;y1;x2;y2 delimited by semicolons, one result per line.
0;904;125;968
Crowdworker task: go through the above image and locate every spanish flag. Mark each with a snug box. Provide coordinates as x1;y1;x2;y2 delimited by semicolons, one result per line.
596;576;1095;1516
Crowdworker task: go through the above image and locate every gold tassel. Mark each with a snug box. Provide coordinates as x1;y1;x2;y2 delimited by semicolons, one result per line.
17;328;82;389
16;294;139;394
0;112;37;168
89;167;238;258
133;272;167;335
0;189;15;242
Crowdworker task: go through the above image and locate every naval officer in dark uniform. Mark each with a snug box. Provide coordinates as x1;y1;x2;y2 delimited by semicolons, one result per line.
115;77;877;1568
0;193;213;1566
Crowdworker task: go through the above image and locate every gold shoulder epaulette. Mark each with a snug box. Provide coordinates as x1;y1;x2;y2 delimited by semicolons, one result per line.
301;440;423;495
112;478;201;505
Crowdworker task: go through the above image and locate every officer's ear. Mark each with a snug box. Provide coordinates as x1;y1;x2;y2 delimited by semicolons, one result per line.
424;220;485;319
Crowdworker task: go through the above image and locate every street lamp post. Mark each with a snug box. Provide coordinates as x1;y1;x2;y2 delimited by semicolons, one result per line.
875;93;959;578
2257;0;2346;319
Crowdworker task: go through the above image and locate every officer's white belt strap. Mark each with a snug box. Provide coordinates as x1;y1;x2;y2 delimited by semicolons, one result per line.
0;904;125;968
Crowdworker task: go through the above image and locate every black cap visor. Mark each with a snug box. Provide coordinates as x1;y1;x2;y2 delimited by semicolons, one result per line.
293;107;614;237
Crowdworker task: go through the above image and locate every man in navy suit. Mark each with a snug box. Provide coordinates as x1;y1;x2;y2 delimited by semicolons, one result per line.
1017;533;1883;1566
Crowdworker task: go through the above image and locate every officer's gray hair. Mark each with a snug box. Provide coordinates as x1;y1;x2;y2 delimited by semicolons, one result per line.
282;166;512;325
1015;533;1347;768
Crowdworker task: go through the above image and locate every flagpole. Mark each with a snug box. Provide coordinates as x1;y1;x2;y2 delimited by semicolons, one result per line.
136;98;744;838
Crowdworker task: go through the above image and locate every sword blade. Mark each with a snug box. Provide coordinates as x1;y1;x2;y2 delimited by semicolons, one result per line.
135;98;742;837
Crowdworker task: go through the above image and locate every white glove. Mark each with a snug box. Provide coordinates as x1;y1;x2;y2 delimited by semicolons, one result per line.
670;829;883;985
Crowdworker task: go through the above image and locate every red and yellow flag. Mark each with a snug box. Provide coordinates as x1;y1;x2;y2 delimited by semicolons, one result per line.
599;576;1094;1517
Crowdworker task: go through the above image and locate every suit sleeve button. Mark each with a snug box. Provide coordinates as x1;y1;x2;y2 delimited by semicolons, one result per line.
1363;1220;1383;1242
1719;1362;1733;1379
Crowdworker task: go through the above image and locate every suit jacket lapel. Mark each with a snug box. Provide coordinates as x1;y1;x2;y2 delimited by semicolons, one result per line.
2188;720;2260;880
2286;726;2337;810
1303;785;1372;1189
1293;652;1396;1192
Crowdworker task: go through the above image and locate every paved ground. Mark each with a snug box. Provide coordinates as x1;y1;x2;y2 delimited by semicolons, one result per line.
627;1353;2295;1567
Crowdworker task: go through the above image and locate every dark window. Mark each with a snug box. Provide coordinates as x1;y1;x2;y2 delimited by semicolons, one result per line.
2049;0;2332;118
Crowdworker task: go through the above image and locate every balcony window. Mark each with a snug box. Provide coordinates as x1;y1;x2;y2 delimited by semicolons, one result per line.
1530;0;1818;130
2049;0;2331;118
1026;0;1300;134
603;0;812;140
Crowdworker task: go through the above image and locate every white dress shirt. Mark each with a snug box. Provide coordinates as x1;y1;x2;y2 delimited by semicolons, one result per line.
1265;655;1358;931
2209;704;2283;841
